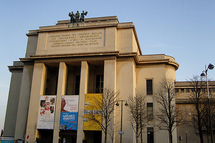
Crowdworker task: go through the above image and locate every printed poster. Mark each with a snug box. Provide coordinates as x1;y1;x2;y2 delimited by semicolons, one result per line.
83;94;102;131
37;96;56;129
60;95;79;130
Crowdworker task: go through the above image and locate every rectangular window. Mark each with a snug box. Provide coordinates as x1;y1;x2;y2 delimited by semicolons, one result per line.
147;127;154;143
96;75;104;93
75;75;80;95
146;79;153;95
181;89;184;93
202;88;206;93
186;88;190;93
147;103;153;121
45;66;59;95
175;88;179;93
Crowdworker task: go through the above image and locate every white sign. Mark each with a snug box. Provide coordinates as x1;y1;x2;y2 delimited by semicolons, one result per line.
37;96;56;129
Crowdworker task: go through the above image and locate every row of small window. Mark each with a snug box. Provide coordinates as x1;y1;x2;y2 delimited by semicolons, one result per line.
45;74;104;95
175;88;215;93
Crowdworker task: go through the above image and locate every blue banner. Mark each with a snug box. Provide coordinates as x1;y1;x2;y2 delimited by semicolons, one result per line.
1;141;13;143
60;112;78;130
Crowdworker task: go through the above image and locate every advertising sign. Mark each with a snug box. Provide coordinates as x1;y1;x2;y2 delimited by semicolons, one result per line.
83;94;102;131
37;96;56;129
0;137;14;143
60;95;79;130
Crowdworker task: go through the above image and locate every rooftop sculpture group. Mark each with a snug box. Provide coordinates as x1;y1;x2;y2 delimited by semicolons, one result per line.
69;11;88;23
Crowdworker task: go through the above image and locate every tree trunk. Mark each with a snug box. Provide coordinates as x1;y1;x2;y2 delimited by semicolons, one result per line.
105;123;107;143
105;129;107;143
136;124;139;143
197;109;204;143
169;131;172;143
198;126;204;143
136;135;138;143
141;128;143;143
207;133;210;143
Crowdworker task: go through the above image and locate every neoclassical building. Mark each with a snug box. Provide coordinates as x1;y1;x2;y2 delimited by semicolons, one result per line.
2;15;179;143
175;81;215;143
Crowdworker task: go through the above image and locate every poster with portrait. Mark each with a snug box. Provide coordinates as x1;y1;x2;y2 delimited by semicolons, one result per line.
37;96;56;129
60;95;79;130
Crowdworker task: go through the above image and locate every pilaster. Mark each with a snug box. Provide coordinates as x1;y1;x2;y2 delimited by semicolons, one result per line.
77;61;89;143
25;63;46;143
53;62;67;143
104;59;116;143
14;63;33;140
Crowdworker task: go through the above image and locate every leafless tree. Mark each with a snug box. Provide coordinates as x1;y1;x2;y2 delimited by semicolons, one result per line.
187;76;207;143
127;94;147;143
187;76;215;143
201;97;215;143
87;88;120;143
154;78;183;143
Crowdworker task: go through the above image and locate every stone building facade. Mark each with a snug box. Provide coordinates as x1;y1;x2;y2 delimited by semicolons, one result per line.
3;16;179;143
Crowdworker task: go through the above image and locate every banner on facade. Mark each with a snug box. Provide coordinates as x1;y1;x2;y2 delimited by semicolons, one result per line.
60;95;79;130
83;94;102;131
37;96;56;129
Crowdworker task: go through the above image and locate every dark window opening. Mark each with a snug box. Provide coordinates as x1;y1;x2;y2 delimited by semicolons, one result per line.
45;66;58;95
75;75;80;95
66;65;81;95
202;88;206;93
147;79;153;95
147;103;153;121
36;129;53;143
147;127;154;143
59;130;77;143
84;131;101;143
96;75;103;93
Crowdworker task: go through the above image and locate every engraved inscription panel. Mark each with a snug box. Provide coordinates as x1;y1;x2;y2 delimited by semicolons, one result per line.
47;30;104;48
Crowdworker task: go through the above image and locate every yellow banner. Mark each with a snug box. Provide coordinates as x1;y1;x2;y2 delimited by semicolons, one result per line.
83;94;102;131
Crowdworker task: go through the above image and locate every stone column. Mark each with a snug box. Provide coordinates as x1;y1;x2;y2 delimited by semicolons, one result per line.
14;63;34;140
104;59;116;143
3;62;23;137
77;61;89;143
53;62;67;143
115;59;136;143
25;63;46;143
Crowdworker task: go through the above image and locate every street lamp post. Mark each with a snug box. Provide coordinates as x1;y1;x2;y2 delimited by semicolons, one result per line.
116;100;128;143
201;63;214;143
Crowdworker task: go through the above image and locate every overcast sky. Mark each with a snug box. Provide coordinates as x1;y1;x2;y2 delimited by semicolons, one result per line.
0;0;214;131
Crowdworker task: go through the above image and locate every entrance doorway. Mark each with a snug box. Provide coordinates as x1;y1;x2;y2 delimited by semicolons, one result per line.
36;129;53;143
59;130;77;143
84;131;102;143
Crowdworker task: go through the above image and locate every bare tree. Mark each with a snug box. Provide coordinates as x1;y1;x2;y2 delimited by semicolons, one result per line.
187;76;207;143
155;78;183;143
202;97;215;143
87;88;120;143
201;97;215;143
187;76;215;143
127;94;147;143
